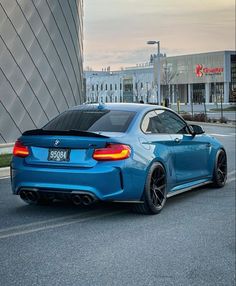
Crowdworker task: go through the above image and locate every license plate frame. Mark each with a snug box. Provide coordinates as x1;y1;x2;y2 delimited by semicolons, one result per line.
48;148;70;162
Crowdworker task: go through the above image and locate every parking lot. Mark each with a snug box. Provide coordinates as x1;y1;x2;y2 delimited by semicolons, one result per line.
0;125;235;286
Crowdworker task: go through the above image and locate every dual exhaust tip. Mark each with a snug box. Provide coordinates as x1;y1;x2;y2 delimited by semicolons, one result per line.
19;190;96;206
71;194;95;206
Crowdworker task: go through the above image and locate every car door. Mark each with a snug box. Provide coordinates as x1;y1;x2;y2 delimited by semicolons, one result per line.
141;110;176;189
157;110;211;185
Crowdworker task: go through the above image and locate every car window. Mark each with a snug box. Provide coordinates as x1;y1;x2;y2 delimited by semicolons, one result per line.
157;110;188;134
141;109;188;134
141;111;167;133
43;110;136;133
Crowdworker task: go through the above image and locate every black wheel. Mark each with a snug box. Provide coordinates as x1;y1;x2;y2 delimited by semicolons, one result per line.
134;162;167;215
212;149;227;187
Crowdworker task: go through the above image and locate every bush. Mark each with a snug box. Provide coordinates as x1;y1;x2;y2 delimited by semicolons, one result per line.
219;116;228;123
181;114;193;121
182;113;207;122
193;113;207;122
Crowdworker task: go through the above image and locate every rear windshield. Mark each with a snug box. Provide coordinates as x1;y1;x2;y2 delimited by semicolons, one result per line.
43;110;136;133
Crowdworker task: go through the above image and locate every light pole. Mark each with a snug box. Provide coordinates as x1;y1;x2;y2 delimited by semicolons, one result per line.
147;40;161;105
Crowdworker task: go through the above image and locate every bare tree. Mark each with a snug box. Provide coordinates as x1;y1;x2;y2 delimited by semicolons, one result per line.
162;60;178;105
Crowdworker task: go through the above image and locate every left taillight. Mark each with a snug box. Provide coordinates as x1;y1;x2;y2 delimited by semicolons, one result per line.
93;144;131;161
13;140;30;158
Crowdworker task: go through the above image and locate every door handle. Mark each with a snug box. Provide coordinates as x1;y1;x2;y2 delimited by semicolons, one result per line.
174;138;181;143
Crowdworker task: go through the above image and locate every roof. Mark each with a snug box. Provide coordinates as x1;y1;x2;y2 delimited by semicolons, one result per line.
72;103;164;112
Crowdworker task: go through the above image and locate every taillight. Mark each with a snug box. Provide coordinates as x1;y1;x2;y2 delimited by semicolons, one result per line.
13;140;30;158
93;144;131;161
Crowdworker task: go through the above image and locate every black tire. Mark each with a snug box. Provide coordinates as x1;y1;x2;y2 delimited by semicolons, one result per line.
212;149;227;188
134;162;167;215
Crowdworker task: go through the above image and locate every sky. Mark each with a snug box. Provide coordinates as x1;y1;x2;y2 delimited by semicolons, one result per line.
83;0;235;70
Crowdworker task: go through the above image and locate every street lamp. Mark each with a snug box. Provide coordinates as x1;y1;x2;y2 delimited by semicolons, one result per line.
147;40;161;105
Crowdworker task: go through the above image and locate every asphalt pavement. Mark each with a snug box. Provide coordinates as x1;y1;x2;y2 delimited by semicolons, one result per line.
0;125;235;286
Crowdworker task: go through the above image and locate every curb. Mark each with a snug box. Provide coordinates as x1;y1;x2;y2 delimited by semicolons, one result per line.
0;167;10;179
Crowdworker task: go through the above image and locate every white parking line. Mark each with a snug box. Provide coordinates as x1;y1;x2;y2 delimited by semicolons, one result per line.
0;211;100;233
210;134;234;137
0;210;124;240
228;170;236;176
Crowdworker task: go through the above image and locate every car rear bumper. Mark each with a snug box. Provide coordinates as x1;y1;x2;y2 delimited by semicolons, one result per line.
11;161;143;201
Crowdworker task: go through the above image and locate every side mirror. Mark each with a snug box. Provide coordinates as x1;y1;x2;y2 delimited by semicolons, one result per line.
189;124;205;136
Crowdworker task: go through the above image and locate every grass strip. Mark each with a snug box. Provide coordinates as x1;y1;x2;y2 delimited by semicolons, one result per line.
0;154;12;168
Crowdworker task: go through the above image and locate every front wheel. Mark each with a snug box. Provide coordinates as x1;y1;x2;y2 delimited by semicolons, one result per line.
134;162;167;215
212;149;227;188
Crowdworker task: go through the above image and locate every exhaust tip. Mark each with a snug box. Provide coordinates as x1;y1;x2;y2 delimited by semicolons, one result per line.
71;194;82;206
20;190;40;204
81;195;94;206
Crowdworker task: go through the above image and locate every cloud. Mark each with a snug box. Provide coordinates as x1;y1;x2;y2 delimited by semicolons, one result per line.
84;0;236;70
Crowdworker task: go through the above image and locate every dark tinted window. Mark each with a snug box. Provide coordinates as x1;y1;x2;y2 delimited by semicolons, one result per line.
141;110;188;134
43;110;135;133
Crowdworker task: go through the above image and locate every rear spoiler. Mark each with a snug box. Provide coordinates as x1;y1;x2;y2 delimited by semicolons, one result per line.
22;129;110;138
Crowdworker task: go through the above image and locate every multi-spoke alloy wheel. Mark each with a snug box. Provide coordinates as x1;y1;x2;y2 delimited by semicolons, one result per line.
134;162;167;214
150;167;166;209
213;149;227;187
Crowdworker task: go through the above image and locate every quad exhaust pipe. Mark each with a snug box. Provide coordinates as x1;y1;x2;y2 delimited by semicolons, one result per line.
19;189;96;206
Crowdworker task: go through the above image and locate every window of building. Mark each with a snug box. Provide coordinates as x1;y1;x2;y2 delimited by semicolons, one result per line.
101;84;103;91
140;82;143;89
92;85;94;91
110;84;112;90
115;84;117;90
105;84;108;91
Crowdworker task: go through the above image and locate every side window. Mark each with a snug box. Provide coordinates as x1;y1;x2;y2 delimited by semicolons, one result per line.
141;110;188;134
157;110;188;134
141;111;166;133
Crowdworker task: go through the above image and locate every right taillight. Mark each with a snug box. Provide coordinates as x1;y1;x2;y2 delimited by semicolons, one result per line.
93;144;131;161
13;140;30;158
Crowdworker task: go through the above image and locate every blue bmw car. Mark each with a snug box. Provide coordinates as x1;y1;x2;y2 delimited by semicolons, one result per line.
11;103;227;214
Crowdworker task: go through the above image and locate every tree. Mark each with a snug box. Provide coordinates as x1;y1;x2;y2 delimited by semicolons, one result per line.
162;60;178;104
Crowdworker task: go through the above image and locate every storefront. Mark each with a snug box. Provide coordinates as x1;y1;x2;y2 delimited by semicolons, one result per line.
155;50;235;104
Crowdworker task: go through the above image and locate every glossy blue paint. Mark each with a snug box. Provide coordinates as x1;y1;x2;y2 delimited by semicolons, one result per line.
11;103;224;202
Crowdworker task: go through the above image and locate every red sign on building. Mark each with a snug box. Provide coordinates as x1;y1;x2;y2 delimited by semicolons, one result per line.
195;64;224;77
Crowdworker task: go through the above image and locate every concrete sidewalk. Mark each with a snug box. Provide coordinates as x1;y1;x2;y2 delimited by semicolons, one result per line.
0;167;10;179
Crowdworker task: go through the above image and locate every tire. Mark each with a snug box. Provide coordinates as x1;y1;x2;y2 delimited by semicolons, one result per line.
134;162;167;215
212;149;227;188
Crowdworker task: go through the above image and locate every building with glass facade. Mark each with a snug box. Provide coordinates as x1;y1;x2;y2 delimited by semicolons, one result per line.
85;51;236;105
0;0;84;143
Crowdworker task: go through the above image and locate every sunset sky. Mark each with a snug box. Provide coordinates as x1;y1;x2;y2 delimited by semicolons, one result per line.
84;0;235;70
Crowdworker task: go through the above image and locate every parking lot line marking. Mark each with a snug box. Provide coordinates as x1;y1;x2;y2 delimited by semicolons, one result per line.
227;177;236;184
228;170;236;176
209;133;235;137
0;210;124;240
0;210;103;233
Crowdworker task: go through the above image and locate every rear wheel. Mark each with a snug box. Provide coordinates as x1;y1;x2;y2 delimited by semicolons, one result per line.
134;162;167;214
212;149;227;187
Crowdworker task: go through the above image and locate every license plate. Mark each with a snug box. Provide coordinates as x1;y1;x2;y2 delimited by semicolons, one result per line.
48;149;70;162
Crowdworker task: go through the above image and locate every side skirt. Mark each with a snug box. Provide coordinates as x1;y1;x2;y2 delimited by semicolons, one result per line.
167;180;213;198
